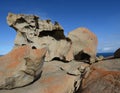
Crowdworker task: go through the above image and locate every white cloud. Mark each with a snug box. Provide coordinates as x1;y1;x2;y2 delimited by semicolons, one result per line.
97;41;120;53
102;47;114;52
103;47;112;51
98;47;113;53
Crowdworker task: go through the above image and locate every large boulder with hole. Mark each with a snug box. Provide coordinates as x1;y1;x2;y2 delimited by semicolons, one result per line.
0;45;46;89
114;48;120;58
68;28;98;63
77;58;120;93
30;36;73;62
7;13;73;62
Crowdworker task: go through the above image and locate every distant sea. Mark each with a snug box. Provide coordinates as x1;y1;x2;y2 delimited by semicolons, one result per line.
97;52;114;57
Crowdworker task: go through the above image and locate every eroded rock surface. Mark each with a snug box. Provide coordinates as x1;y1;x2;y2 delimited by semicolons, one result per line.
68;28;98;63
0;46;46;89
0;13;101;93
7;13;73;62
78;59;120;93
0;60;89;93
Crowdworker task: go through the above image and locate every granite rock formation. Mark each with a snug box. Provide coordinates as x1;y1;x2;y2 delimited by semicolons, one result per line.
68;28;98;63
7;13;98;63
0;45;46;89
77;58;120;93
7;13;73;62
1;13;119;93
0;60;89;93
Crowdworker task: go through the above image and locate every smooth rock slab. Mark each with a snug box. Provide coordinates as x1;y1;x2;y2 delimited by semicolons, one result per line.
0;60;89;93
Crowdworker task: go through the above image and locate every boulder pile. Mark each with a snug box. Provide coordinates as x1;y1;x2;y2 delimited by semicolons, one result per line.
0;13;120;93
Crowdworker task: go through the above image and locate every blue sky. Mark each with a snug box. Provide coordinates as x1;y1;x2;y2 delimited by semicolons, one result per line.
0;0;120;54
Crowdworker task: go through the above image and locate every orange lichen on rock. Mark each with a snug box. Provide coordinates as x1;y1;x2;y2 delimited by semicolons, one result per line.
6;61;20;69
79;59;120;93
0;45;47;89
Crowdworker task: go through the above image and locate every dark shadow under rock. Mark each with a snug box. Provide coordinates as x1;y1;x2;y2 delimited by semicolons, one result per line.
114;48;120;58
74;51;90;63
38;30;65;40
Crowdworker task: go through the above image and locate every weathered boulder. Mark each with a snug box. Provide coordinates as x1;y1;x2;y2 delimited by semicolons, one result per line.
7;13;73;62
68;28;98;63
0;60;90;93
7;13;65;45
30;36;73;62
78;58;120;93
0;45;46;89
7;13;98;63
114;48;120;58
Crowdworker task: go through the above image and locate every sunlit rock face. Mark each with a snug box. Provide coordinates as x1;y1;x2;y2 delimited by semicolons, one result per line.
0;46;46;89
78;58;120;93
68;28;98;63
7;13;98;63
0;60;90;93
0;13;101;93
7;13;65;46
7;13;73;62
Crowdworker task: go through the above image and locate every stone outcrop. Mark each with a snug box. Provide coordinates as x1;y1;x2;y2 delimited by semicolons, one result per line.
2;12;116;93
77;58;120;93
0;46;46;89
0;60;89;93
68;28;98;63
114;48;120;58
7;13;73;62
7;13;98;63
